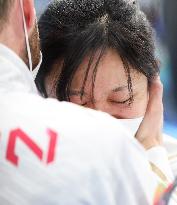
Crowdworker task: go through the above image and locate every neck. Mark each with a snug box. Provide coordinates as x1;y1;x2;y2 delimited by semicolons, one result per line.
0;25;27;66
0;1;26;64
0;29;17;54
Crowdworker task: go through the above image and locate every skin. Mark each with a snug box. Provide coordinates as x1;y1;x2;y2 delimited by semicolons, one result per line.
136;76;163;149
0;0;40;70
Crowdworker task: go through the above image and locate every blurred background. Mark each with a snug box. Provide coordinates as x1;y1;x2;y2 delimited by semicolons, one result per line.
34;0;177;138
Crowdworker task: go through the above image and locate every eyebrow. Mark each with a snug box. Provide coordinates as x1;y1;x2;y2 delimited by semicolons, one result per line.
112;86;128;92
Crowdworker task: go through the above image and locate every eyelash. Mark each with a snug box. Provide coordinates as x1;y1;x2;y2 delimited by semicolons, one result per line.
109;98;132;105
80;98;132;107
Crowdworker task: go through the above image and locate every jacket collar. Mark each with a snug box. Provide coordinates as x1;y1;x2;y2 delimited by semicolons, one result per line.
0;43;38;94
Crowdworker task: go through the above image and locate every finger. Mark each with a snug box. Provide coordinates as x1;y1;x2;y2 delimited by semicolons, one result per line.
145;76;163;131
135;76;164;148
146;76;163;118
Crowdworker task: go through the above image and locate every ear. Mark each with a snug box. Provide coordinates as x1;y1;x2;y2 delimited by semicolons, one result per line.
21;0;35;33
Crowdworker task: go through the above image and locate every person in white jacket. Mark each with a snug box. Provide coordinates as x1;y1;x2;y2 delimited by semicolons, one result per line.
0;0;166;204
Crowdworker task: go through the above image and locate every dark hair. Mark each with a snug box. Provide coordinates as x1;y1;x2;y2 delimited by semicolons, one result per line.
36;0;159;102
0;0;12;25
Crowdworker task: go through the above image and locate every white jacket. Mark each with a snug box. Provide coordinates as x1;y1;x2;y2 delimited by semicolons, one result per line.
0;44;158;205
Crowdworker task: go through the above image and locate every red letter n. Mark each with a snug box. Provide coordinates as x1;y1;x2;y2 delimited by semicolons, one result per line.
6;129;43;166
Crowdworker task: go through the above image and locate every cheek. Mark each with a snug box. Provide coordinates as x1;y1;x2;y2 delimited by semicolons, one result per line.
126;103;147;118
122;79;148;118
111;95;148;119
125;97;148;118
111;104;146;119
111;106;143;119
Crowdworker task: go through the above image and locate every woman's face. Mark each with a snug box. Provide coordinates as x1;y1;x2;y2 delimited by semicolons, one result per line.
46;49;148;119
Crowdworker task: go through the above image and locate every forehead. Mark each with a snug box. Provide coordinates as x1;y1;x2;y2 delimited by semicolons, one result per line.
71;48;146;89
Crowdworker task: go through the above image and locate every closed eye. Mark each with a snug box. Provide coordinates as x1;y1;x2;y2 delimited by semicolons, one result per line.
109;97;132;105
